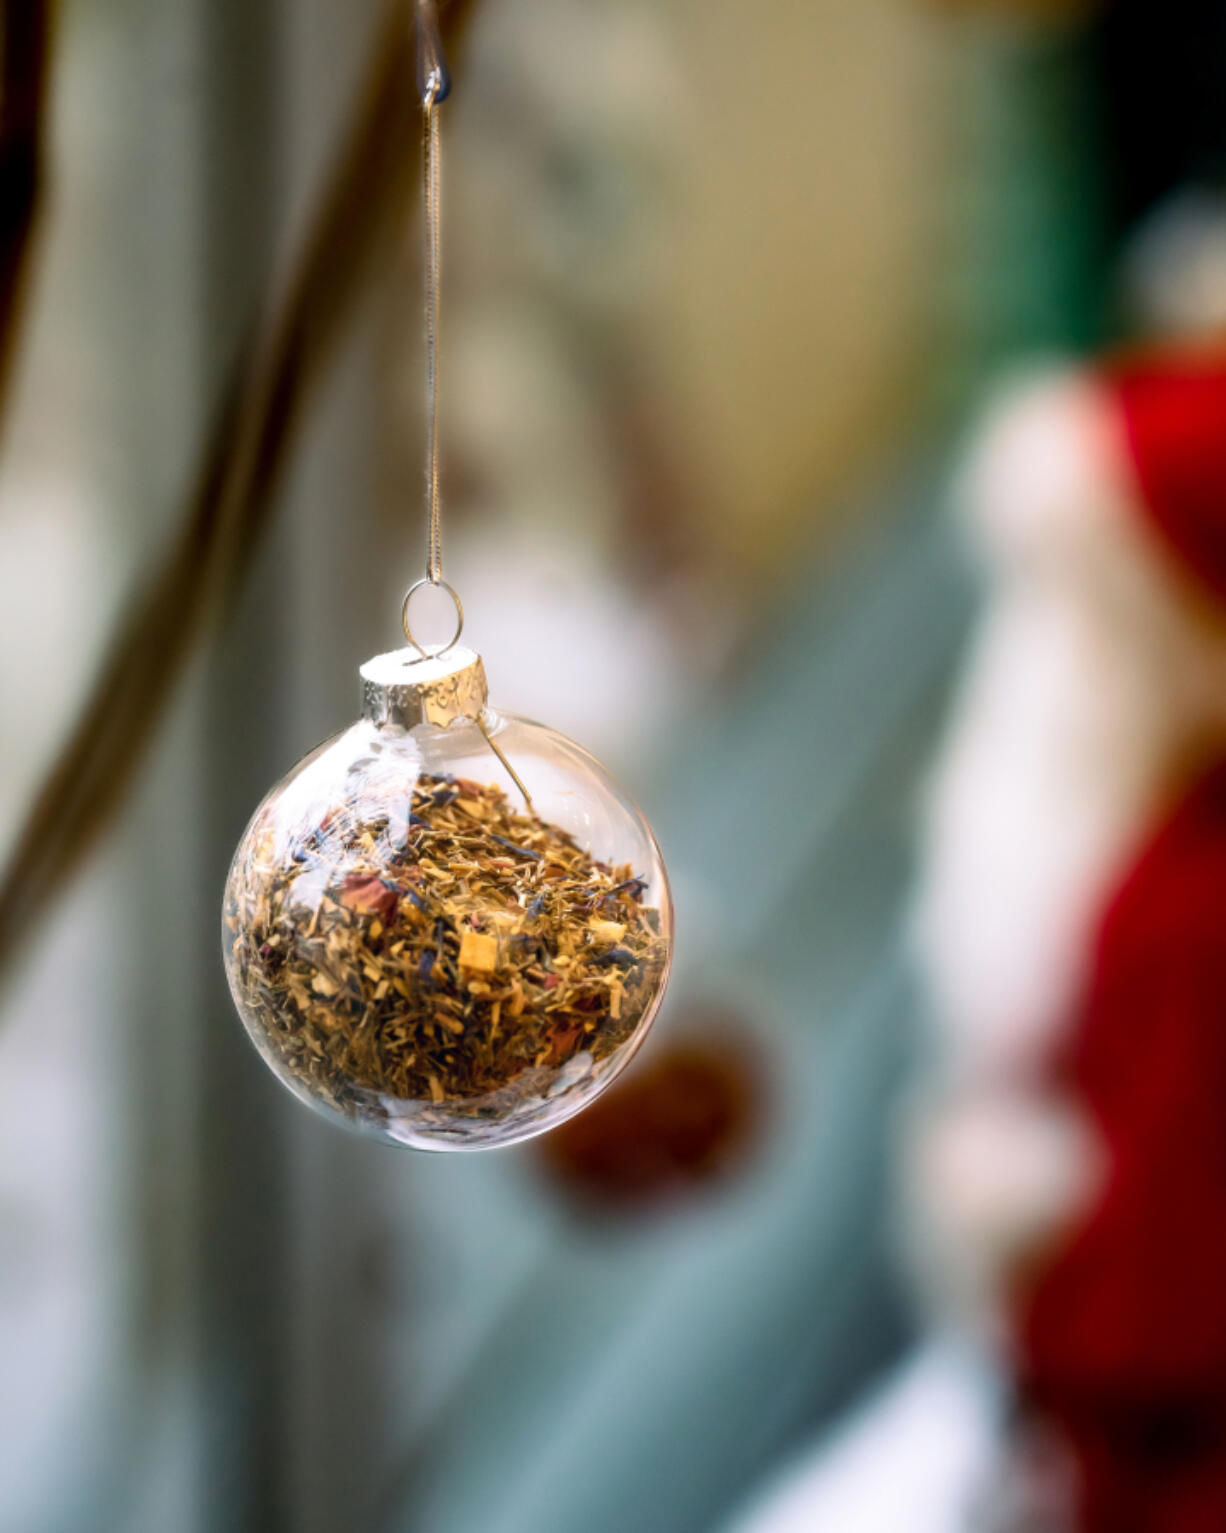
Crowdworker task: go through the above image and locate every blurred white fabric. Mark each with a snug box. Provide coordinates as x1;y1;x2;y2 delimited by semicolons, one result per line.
721;1342;1001;1533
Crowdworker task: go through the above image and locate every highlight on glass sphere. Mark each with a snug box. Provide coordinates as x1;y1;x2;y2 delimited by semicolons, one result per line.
222;645;672;1150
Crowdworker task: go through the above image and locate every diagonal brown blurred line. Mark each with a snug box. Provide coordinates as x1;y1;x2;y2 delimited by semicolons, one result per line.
0;0;52;441
0;0;477;979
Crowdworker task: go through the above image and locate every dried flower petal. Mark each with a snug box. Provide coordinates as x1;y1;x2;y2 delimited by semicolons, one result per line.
337;872;399;922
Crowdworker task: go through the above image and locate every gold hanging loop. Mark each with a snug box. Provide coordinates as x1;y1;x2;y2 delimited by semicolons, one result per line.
401;575;464;659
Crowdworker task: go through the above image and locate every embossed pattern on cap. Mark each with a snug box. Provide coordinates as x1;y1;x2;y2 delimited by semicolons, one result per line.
360;645;488;729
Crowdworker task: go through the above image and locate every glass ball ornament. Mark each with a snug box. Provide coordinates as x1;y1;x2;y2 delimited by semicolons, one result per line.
222;643;673;1150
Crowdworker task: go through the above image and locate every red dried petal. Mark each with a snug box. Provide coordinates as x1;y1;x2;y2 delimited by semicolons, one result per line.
545;1021;584;1066
337;873;399;922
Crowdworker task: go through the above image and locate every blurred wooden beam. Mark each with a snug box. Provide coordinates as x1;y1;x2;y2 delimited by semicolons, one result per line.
0;0;52;437
0;0;477;977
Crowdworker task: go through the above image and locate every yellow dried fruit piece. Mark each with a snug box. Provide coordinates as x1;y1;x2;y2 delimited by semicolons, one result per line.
458;931;499;974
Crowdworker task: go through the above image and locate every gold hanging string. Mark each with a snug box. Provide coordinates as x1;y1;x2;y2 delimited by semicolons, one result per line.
417;0;448;588
422;89;443;584
407;7;531;813
402;1;466;661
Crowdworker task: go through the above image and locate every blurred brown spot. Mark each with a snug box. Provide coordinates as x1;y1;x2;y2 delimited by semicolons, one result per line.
539;1017;764;1215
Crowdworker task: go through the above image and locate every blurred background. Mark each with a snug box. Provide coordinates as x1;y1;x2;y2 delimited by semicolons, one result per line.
4;1;1226;1530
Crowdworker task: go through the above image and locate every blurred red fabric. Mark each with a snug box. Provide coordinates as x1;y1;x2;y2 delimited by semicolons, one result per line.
1023;759;1226;1531
1114;358;1226;608
1020;355;1226;1532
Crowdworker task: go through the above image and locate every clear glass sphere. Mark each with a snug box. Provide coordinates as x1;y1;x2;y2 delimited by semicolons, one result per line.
223;705;672;1150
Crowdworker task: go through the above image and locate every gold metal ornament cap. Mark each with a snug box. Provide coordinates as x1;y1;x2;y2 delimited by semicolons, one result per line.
360;645;488;730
